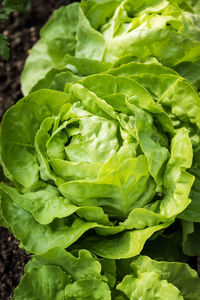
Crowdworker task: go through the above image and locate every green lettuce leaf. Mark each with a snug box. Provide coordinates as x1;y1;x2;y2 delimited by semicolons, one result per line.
117;255;200;299
21;2;80;95
13;248;112;300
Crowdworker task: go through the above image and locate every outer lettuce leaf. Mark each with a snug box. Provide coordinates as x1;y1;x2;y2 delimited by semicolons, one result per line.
0;181;172;257
13;248;112;300
118;272;184;299
75;6;105;61
117;255;200;300
0;183;78;225
21;3;80;95
14;265;70;300
0;188;100;254
78;222;171;259
0;89;70;187
21;3;111;95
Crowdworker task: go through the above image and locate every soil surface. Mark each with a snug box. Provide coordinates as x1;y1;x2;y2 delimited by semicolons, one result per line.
0;228;30;300
0;1;75;299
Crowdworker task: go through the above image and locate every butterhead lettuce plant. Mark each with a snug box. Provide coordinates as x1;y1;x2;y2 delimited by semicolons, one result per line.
21;0;200;95
0;62;198;259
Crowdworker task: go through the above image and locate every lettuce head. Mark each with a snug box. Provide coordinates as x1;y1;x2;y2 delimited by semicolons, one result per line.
0;62;197;259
